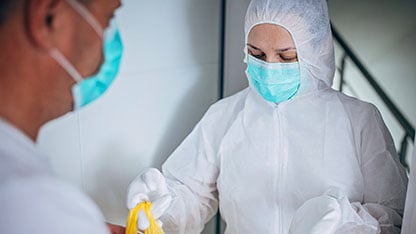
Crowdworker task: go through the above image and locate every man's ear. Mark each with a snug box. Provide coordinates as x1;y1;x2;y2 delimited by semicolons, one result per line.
24;0;67;51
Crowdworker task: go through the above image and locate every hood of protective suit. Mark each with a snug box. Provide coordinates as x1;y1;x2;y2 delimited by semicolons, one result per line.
244;0;336;88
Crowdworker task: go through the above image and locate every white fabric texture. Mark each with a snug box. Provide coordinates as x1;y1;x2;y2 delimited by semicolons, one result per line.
128;0;408;233
402;139;416;234
0;118;109;234
127;168;172;230
289;190;343;234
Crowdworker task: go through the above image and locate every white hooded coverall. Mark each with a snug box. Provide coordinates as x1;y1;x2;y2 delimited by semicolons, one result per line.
402;139;416;234
135;0;408;233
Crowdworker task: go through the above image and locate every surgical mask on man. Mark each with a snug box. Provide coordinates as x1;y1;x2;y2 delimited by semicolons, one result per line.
246;54;300;103
49;0;123;110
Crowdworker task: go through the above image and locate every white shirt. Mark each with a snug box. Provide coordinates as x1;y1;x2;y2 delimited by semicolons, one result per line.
0;118;109;234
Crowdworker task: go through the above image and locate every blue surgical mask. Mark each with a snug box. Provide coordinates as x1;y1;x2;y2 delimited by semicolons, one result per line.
246;54;300;103
49;0;123;110
72;21;123;109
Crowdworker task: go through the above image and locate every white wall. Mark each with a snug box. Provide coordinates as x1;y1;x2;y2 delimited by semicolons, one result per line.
38;0;221;232
223;0;251;97
223;0;416;167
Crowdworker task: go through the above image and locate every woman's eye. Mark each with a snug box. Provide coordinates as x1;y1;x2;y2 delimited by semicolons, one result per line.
248;48;266;59
280;54;298;62
280;52;298;62
253;53;265;59
281;56;297;61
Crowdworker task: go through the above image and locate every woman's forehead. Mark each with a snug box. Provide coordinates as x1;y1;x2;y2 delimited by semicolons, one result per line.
247;23;296;49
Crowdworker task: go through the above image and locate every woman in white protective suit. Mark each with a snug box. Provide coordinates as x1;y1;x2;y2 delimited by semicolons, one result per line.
127;0;408;233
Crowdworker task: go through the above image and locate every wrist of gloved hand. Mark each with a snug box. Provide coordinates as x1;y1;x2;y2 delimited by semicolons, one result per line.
127;168;173;231
289;187;380;234
289;194;342;234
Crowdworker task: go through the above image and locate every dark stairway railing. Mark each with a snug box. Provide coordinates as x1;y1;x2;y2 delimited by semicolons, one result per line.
331;24;415;170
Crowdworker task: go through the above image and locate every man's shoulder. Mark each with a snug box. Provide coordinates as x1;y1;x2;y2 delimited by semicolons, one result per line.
0;175;97;216
0;175;109;233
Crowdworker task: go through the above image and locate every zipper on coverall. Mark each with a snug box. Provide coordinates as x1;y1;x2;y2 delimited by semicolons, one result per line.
275;106;287;233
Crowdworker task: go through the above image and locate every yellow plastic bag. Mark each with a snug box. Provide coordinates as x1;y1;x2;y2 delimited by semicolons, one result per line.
125;201;164;234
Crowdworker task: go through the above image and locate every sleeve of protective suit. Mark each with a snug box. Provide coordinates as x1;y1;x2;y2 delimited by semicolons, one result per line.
159;91;247;233
401;139;416;234
352;105;408;233
330;104;407;234
289;188;381;234
290;104;408;234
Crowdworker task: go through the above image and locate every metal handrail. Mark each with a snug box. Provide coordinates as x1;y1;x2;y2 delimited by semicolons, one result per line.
331;24;415;168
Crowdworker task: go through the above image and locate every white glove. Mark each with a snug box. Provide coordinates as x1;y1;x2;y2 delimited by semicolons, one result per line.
127;168;172;231
289;194;342;234
289;188;380;234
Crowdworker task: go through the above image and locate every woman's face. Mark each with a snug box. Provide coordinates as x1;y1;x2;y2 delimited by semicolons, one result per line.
247;24;298;63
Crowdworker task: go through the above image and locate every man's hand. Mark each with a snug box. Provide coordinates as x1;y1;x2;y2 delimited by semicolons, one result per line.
107;223;126;234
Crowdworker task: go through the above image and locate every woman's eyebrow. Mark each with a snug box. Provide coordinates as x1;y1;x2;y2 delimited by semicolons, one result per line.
247;44;262;51
276;47;296;52
248;44;296;53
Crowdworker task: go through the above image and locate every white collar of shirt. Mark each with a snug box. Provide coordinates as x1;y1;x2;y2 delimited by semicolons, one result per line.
0;117;52;175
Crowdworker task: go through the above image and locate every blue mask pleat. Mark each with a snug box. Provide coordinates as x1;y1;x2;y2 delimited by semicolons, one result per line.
73;23;123;109
246;55;300;103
